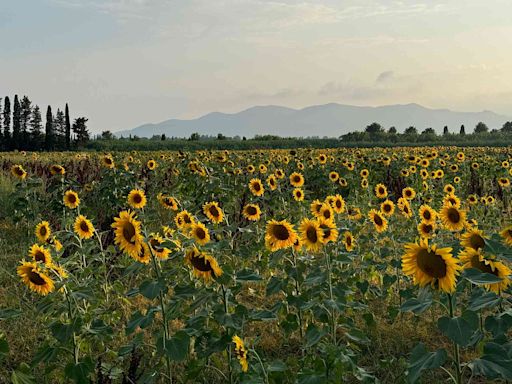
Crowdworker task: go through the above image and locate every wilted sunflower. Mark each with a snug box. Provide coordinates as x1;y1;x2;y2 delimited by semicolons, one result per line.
293;188;304;202
402;187;416;200
111;210;143;260
459;248;511;293
318;217;338;243
190;222;211;246
380;200;395;216
419;205;436;224
11;164;27;180
460;228;487;251
63;190;80;209
185;247;222;282
175;210;195;230
35;221;51;243
265;219;298;252
127;189;147;209
203;202;224;224
402;238;460;293
242;204;261;221
74;215;95;239
417;221;436;239
299;218;323;253
500;225;512;246
368;209;388;233
342;231;355;252
249;178;265;196
375;183;388;199
17;261;55;296
440;205;466;232
289;172;304;187
232;335;249;372
29;244;52;265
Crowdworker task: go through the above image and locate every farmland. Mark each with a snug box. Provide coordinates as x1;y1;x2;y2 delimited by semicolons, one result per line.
0;147;511;383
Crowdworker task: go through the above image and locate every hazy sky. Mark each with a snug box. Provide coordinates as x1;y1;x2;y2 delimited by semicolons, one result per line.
2;0;512;133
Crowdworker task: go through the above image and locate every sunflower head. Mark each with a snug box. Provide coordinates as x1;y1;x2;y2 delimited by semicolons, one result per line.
369;209;388;233
289;172;304;187
185;247;222;282
111;210;143;260
74;215;95;239
17;261;55;296
265;219;298;252
63;190;80;209
190;222;211;246
11;165;27;180
127;189;147;209
203;202;224;224
459;248;511;293
293;188;304;202
249;178;265;196
29;244;52;265
380;200;395;216
440;205;466;232
299;218;323;253
35;221;51;243
460;228;487;251
342;231;355;252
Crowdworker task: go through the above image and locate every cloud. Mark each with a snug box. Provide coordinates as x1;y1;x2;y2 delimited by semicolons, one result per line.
376;70;394;83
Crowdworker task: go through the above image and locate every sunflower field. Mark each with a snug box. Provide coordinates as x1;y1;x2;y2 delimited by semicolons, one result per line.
1;147;512;383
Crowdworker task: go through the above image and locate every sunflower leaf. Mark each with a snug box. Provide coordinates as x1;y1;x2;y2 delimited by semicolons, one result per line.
468;289;501;311
407;343;447;383
463;268;503;284
139;279;167;300
437;316;475;347
470;344;512;380
236;269;262;282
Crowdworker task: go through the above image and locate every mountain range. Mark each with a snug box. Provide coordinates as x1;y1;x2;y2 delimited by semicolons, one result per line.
115;103;510;138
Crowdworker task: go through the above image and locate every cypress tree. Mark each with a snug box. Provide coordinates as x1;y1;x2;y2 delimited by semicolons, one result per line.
20;96;32;150
72;117;89;146
443;126;449;135
3;96;10;149
54;108;65;149
65;103;71;149
30;105;43;150
12;95;21;149
45;106;54;150
460;124;465;135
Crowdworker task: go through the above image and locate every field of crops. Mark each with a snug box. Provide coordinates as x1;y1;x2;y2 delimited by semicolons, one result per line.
1;147;512;383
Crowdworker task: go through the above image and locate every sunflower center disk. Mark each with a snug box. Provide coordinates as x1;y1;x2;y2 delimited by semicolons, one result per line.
417;249;447;278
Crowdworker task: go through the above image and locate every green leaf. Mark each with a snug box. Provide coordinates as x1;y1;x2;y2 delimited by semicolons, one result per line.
267;360;287;372
463;268;503;284
0;338;8;355
400;289;433;314
139;279;167;300
484;312;512;338
165;331;190;361
249;310;277;321
437;316;475;347
0;308;22;320
470;344;512;380
304;324;326;348
266;276;284;296
31;345;59;365
64;358;94;384
407;343;447;383
468;289;501;311
11;369;35;384
236;269;262;282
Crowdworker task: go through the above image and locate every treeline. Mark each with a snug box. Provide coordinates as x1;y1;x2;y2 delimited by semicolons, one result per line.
341;121;512;143
0;95;90;151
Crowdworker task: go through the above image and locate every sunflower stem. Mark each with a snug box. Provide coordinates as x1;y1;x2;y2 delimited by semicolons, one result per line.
448;294;462;384
292;250;304;341
64;287;79;364
221;284;233;384
251;348;269;384
324;249;336;345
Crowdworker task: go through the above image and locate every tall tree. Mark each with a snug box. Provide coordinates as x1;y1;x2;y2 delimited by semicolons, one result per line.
3;96;10;148
443;125;449;135
45;106;55;150
65;103;71;149
474;122;488;134
20;96;32;149
502;121;512;134
404;126;418;135
459;124;466;135
72;117;89;146
30;105;43;150
0;98;3;148
12;95;21;149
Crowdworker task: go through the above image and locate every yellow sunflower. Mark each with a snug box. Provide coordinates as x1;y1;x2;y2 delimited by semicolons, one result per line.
397;197;413;219
380;200;395;216
289;172;304;187
342;231;355;252
460;228;487;251
267;175;278;191
318;217;338;243
500;225;512;247
127;189;147;209
158;194;178;211
74;215;95;239
190;222;211;246
35;221;51;243
249;178;265;196
185;247;222;282
440;205;466;232
368;209;388;233
203;202;225;224
148;233;170;260
147;159;157;170
111;210;144;260
459;248;511;293
11;164;27;180
242;204;261;221
175;210;196;230
402;238;460;293
293;188;304;202
63;190;80;209
375;183;388;199
347;207;362;221
417;221;436;239
443;193;461;209
299;218;323;253
102;155;115;169
331;194;346;214
265;220;298;252
232;335;249;372
17;261;55;296
418;205;437;224
310;200;323;217
317;203;334;223
50;164;65;175
29;244;52;265
402;187;416;200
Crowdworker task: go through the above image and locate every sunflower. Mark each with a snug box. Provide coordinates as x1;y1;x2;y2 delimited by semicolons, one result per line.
318;217;338;243
316;203;334;223
500;225;512;247
275;169;285;179
417;221;436;239
347;206;362;221
329;194;345;214
361;178;369;189
35;221;51;243
147;159;157;170
440;205;466;232
203;202;224;224
148;233;170;260
190;222;211;246
368;209;388;233
397;197;413;218
127;189;147;209
443;193;461;208
374;183;388;199
11;164;27;180
299;218;323;253
17;261;55;296
460;228;487;251
175;210;195;230
242;204;261;221
158;194;179;211
111;210;144;260
232;335;249;372
459;248;511;293
29;244;52;265
47;236;63;252
329;171;339;182
293;188;304;202
185;247;222;282
380;200;395;216
74;215;95;239
133;242;151;264
498;177;510;188
266;175;278;191
265;220;298;252
310;200;324;217
289;172;304;187
418;205;436;224
402;187;416;200
249;178;265;196
467;194;478;206
63;190;80;209
50;164;65;175
402;238;460;293
360;169;369;178
342;231;355;252
102;155;115;169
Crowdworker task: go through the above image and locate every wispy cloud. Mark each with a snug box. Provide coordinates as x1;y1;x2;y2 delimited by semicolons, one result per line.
376;70;394;83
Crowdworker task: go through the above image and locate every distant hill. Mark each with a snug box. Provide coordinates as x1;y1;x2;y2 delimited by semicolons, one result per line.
115;103;510;138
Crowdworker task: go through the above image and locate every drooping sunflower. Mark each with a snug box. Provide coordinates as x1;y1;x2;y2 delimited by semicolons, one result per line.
417;221;436;239
440;205;466;232
190;222;211;246
460;228;487;251
127;189;147;209
232;335;249;372
342;231;355;252
293;188;304;202
500;225;512;247
35;221;51;243
402;238;460;293
374;183;388;199
249;178;265;196
368;209;388;233
185;247;222;282
175;210;196;230
63;190;80;209
11;164;27;180
265;219;298;252
318;217;338;243
148;233;170;260
242;204;261;221
418;205;437;224
158;194;179;211
17;261;55;296
29;244;52;265
459;248;511;293
289;172;304;188
299;218;323;253
74;215;95;239
380;199;395;216
203;202;224;224
111;210;143;259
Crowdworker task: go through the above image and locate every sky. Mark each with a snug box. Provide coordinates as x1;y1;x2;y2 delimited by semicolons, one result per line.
2;0;512;133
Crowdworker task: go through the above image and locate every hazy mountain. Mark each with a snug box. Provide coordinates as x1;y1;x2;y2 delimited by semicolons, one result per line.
115;103;510;138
